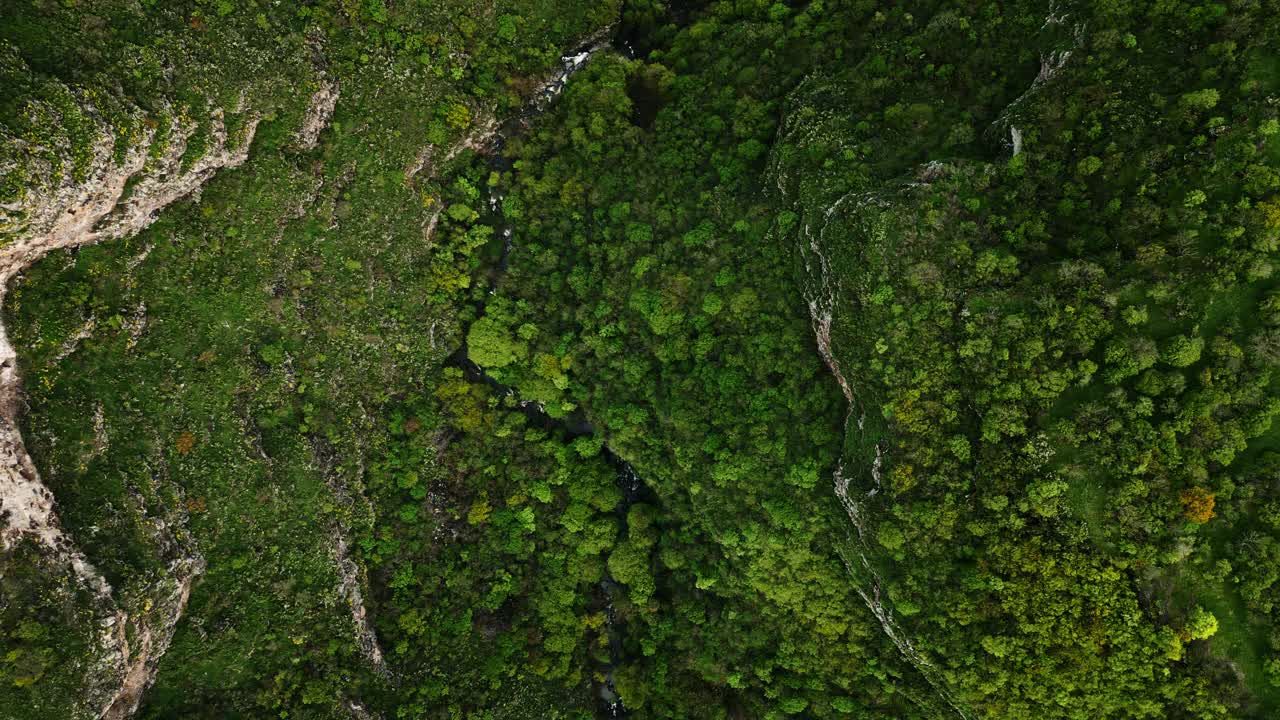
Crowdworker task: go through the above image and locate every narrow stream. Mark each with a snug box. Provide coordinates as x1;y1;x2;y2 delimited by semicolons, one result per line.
447;36;643;718
451;352;640;718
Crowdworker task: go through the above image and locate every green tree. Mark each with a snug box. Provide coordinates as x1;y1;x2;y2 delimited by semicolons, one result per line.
467;316;526;368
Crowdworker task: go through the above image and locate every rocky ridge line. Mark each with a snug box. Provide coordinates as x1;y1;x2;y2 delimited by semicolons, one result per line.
0;88;265;717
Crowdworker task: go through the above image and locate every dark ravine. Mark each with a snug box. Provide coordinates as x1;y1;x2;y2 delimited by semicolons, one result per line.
441;36;652;718
450;352;644;716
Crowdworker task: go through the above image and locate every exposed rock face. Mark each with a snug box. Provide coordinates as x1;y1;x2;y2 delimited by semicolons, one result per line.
986;1;1083;154
405;113;499;183
296;80;340;151
769;82;976;720
0;96;259;718
333;533;387;674
0;329;110;594
99;554;205;720
0;101;259;569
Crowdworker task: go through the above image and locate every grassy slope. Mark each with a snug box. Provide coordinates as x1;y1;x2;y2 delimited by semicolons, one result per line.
1;0;618;717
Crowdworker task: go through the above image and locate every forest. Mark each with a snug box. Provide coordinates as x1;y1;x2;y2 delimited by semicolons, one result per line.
1;0;1279;719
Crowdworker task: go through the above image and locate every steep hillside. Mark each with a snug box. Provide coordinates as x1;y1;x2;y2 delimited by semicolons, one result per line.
3;1;1280;719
